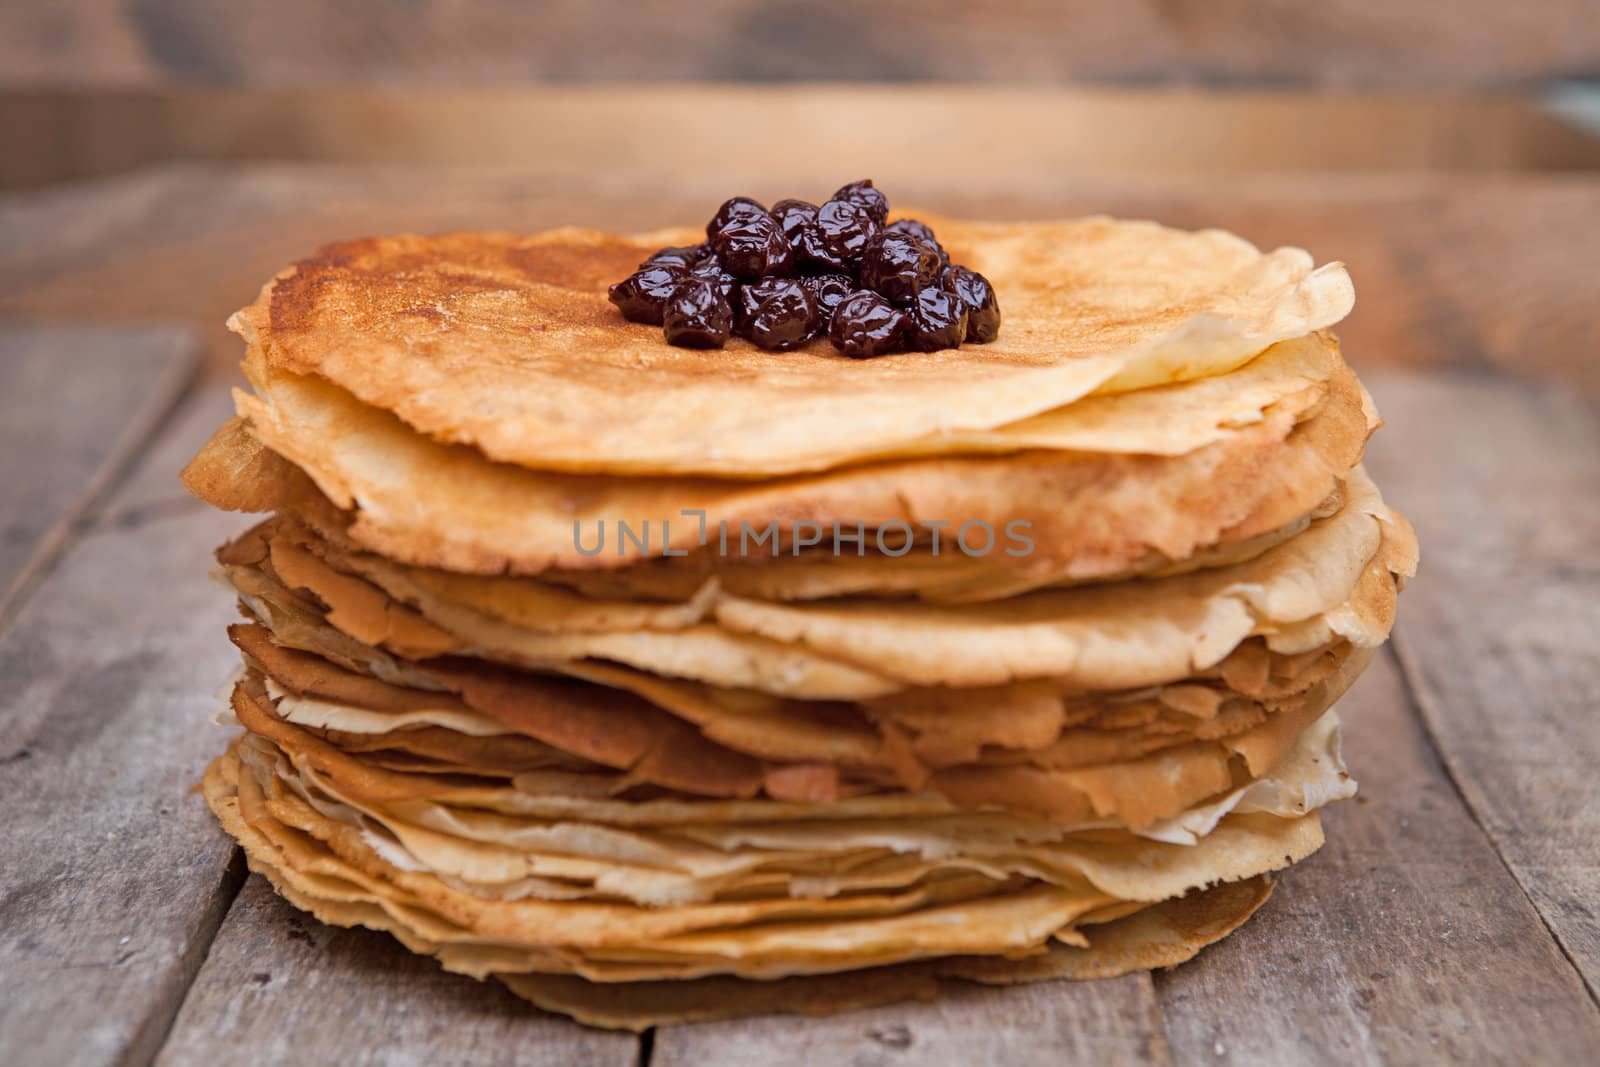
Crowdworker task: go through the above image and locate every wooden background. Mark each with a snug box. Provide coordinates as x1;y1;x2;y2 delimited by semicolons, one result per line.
7;87;1600;192
1;3;1598;1063
4;0;1599;88
3;0;1600;191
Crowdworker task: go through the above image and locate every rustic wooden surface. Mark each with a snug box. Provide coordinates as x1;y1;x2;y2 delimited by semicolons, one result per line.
1363;375;1600;998
653;972;1171;1067
0;333;240;1067
4;0;1598;88
0;160;1596;1065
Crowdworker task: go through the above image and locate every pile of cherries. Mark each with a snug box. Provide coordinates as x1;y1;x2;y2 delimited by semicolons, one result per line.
608;180;1000;358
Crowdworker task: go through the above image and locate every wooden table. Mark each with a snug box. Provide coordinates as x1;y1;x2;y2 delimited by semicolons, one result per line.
0;163;1596;1066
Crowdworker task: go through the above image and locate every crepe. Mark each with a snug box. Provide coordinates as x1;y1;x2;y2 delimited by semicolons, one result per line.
179;209;1416;1030
235;581;1360;789
234;219;1353;477
213;467;1410;700
707;469;1414;690
201;723;1326;989
192;328;1375;578
213;708;1355;908
222;499;1376;758
231;575;1375;796
496;875;1274;1029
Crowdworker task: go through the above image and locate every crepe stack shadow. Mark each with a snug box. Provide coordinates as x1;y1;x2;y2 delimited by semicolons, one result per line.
180;214;1416;1030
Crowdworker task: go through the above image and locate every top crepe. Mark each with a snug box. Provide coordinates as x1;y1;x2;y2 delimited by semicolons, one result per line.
233;217;1353;478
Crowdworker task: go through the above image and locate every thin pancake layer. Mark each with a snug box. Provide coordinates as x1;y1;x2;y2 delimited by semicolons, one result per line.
495;875;1273;1029
226;710;1352;908
236;218;1353;477
225;633;1365;826
216;468;1409;700
707;469;1414;690
188;342;1373;576
233;587;1363;798
204;740;1306;989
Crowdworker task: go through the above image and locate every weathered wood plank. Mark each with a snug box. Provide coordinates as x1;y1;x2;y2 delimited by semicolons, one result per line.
0;1;1596;88
89;382;236;529
0;385;247;1066
1155;650;1600;1065
1362;371;1600;999
652;973;1168;1067
155;877;638;1067
2;166;1597;399
0;324;196;628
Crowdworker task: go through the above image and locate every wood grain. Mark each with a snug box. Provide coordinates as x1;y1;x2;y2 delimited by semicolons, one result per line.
1155;651;1600;1064
0;325;196;629
1363;371;1600;1000
0;385;248;1066
7;88;1600;191
157;877;638;1067
653;974;1168;1067
0;165;1597;398
2;1;1597;88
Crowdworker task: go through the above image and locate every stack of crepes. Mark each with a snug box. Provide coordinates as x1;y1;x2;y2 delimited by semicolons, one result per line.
181;216;1416;1030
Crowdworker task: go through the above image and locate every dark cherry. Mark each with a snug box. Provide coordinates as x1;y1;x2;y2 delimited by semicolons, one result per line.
828;290;907;359
859;232;942;306
612;182;1000;351
689;258;740;303
713;214;795;281
795;229;848;273
885;218;935;243
663;279;734;348
831;180;889;225
643;243;709;270
905;288;969;352
737;278;817;351
940;265;1001;343
770;199;819;244
886;219;950;265
811;199;880;271
799;273;855;332
608;264;686;326
706;197;767;240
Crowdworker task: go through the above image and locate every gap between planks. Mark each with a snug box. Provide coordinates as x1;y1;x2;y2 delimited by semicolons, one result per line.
0;324;198;634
